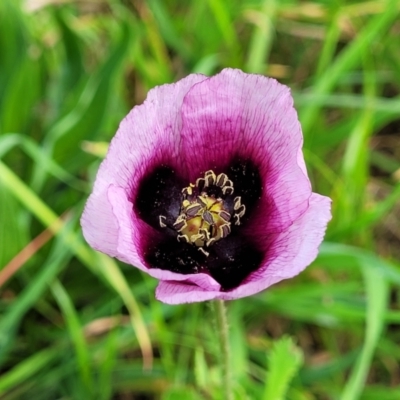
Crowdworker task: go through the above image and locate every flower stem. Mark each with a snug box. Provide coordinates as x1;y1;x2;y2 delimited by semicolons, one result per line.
212;299;233;400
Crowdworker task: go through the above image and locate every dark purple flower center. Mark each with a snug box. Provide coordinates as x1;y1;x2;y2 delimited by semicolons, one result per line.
159;170;246;257
135;159;264;291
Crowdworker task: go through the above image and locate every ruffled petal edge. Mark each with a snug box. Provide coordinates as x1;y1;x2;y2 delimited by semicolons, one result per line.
155;193;331;304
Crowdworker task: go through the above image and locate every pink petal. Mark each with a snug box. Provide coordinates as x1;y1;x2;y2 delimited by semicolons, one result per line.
156;281;220;304
155;193;331;303
81;74;207;256
106;185;222;290
220;193;332;300
81;68;332;305
179;68;311;233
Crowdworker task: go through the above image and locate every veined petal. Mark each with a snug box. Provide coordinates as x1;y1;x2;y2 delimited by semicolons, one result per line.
156;281;220;304
180;68;311;233
107;185;222;290
155;193;330;303
220;193;332;300
81;68;332;303
81;74;207;256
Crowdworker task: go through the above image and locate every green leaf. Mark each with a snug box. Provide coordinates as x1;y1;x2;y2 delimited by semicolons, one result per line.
263;336;304;400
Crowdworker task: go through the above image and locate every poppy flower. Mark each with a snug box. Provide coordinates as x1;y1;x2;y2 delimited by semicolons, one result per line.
81;68;331;304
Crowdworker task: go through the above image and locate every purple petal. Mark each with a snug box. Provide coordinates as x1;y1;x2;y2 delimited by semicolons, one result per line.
81;74;207;257
107;185;148;269
107;185;222;289
156;281;220;304
81;68;332;304
179;68;311;233
220;193;332;300
155;193;331;303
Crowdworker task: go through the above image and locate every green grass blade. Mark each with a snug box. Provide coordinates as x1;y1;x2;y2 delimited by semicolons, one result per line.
0;348;59;395
97;324;119;400
31;20;131;194
0;160;153;368
340;265;389;400
194;346;208;390
319;242;400;286
147;0;192;62
339;57;376;229
206;0;239;63
300;0;399;135
229;301;248;381
245;0;277;74
0;234;72;366
0;133;86;191
54;8;85;92
314;7;341;79
50;280;94;397
0;180;28;267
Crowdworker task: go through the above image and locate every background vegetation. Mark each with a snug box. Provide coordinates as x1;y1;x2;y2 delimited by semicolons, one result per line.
1;0;400;399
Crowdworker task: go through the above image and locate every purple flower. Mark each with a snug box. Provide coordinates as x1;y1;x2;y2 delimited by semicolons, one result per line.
81;68;331;304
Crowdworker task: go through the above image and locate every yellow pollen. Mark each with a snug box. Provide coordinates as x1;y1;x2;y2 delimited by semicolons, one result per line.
179;195;229;246
169;169;245;252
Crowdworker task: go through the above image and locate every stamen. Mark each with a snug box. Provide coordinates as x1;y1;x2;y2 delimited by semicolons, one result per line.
203;210;214;225
159;215;167;228
204;170;216;187
196;177;205;188
236;204;246;218
216;173;228;187
219;210;231;222
186;203;202;217
224;179;233;188
173;217;187;231
182;186;193;196
233;196;241;211
199;228;210;240
198;247;209;257
222;186;234;195
206;237;217;247
177;234;189;243
219;224;231;238
173;169;244;248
